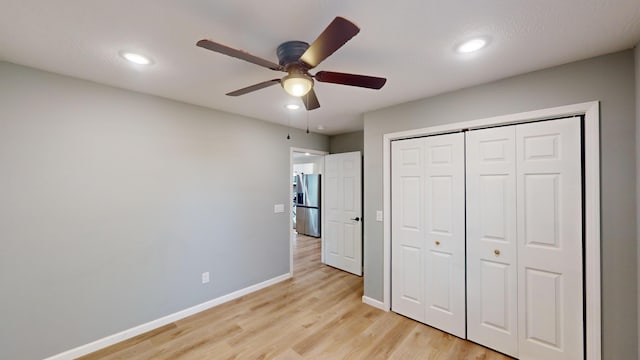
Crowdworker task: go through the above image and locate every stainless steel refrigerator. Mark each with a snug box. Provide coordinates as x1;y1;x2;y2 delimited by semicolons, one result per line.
295;174;321;237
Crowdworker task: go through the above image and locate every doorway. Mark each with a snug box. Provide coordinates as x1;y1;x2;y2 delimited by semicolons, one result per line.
289;147;327;275
289;148;364;277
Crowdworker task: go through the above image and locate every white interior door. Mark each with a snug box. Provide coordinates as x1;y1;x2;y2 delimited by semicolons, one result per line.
516;117;583;360
391;138;425;321
323;151;362;276
466;117;583;359
466;126;519;357
423;133;466;338
391;133;466;338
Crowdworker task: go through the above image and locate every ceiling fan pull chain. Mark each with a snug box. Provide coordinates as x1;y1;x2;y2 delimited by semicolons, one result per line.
287;109;292;139
306;95;310;134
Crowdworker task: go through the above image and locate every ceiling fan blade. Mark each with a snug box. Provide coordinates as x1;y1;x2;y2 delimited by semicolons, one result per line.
302;89;320;110
299;17;360;69
315;71;387;89
226;79;281;96
197;39;284;71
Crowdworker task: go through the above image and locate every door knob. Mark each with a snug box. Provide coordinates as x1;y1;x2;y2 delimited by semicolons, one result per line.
435;241;441;246
494;249;501;255
350;217;360;222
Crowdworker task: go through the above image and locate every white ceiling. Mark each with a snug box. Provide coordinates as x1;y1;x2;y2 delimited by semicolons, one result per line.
1;1;639;135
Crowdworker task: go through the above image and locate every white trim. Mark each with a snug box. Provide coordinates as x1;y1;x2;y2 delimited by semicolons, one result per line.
362;295;387;311
383;130;392;309
381;101;601;360
289;147;329;274
43;273;291;360
583;102;601;360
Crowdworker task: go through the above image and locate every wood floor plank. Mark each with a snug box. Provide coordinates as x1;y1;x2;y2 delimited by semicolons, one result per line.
79;234;513;359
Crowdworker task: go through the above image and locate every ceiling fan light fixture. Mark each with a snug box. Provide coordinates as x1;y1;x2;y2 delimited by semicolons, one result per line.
282;72;313;97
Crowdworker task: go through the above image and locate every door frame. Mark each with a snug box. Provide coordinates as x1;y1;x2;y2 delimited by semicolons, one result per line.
289;147;329;275
380;101;601;359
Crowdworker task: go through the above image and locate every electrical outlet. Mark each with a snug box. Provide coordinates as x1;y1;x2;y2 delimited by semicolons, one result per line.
201;272;210;284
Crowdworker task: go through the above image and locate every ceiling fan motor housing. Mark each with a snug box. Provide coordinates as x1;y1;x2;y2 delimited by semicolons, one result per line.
277;41;310;68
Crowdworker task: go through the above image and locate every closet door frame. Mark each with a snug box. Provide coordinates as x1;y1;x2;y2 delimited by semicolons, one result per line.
378;101;601;360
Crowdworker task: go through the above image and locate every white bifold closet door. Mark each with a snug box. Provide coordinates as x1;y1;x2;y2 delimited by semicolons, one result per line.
515;118;583;360
391;132;466;338
466;117;583;359
466;126;519;357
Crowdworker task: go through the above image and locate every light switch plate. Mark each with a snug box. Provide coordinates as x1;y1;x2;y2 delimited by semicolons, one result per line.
376;211;383;222
274;204;285;213
201;272;210;284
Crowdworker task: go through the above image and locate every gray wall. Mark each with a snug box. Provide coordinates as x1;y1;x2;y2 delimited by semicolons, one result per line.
363;50;637;359
0;62;329;360
329;130;364;154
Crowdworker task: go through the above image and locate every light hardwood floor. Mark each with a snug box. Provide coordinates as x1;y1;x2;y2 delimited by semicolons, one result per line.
80;234;512;359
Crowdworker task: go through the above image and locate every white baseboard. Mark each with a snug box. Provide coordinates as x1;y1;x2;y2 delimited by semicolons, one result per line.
362;295;387;311
44;273;292;360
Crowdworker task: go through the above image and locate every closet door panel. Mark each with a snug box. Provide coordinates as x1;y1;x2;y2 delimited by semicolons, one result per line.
516;117;583;360
391;138;425;321
423;133;466;338
466;127;519;357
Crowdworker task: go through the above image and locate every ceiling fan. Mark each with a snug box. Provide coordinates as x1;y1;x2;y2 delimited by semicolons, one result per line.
196;16;387;111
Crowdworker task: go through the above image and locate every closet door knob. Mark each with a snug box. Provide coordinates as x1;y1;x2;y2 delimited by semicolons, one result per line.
494;249;501;255
435;241;441;245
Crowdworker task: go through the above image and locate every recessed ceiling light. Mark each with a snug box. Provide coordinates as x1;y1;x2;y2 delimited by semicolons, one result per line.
120;51;153;65
305;152;311;156
456;38;488;53
316;125;325;130
285;104;300;110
